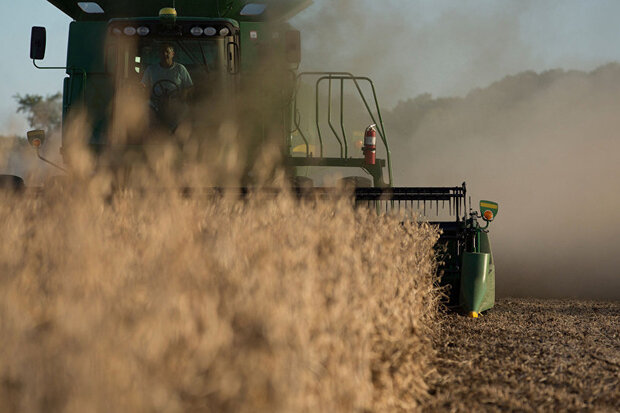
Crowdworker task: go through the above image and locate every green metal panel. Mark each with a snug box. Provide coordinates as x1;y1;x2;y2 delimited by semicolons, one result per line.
239;21;263;72
66;21;108;72
477;231;495;312
238;21;296;72
459;252;491;314
285;156;387;187
459;230;495;315
47;0;312;22
63;21;112;147
62;73;114;146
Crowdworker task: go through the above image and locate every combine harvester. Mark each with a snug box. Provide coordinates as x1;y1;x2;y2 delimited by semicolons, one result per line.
7;0;498;317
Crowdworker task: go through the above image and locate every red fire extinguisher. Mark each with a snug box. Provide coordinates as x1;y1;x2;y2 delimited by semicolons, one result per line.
363;124;377;165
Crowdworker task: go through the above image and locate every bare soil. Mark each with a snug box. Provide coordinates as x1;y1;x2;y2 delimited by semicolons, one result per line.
422;298;620;412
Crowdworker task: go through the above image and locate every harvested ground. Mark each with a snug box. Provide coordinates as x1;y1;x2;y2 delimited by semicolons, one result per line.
423;298;620;412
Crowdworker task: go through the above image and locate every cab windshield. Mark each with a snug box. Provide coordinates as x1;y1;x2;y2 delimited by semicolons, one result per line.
108;34;238;132
136;38;228;76
109;36;236;82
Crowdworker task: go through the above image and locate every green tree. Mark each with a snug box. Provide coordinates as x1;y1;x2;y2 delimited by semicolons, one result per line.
13;92;62;132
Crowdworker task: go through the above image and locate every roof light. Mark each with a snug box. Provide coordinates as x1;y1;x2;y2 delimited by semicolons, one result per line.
240;4;267;16
190;27;204;36
123;26;136;36
159;7;177;24
137;26;150;36
219;27;230;37
77;2;104;14
204;27;217;36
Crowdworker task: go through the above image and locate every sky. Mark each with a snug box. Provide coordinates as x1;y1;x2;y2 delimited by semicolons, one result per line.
3;0;620;135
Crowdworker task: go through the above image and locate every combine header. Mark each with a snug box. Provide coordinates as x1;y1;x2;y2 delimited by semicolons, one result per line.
5;0;499;316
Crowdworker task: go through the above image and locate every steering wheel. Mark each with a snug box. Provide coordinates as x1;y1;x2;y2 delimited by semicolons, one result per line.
152;79;180;99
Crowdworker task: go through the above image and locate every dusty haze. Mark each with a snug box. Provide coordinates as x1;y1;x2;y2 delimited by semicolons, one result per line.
384;65;620;300
292;0;597;106
0;172;440;411
294;1;620;300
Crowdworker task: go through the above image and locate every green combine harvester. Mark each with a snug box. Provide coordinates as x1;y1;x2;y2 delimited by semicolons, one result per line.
5;0;499;317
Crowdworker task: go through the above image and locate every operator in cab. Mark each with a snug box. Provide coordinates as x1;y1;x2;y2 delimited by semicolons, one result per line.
141;43;193;130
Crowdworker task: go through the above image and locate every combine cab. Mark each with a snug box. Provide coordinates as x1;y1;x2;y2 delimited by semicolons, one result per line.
12;0;499;316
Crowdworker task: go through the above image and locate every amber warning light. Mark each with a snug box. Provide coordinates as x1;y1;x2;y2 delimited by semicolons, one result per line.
480;200;499;222
27;129;46;149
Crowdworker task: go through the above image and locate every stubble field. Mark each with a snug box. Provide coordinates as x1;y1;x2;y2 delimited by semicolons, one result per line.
423;298;620;412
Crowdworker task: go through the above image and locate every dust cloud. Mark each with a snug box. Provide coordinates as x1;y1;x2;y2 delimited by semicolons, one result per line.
0;150;440;411
384;65;620;300
292;0;539;105
294;1;620;300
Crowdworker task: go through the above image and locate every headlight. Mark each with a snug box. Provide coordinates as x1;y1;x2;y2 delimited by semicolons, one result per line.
123;26;137;36
204;27;217;36
137;26;150;36
190;27;204;36
219;27;230;37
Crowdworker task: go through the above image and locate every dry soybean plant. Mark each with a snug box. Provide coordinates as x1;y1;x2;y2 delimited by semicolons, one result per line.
0;178;440;412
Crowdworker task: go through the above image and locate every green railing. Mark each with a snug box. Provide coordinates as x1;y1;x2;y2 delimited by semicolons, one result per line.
291;72;393;187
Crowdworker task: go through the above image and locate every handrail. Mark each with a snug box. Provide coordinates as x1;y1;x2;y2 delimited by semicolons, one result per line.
339;79;349;158
317;76;388;159
313;78;324;156
292;79;311;156
292;71;393;186
327;78;344;157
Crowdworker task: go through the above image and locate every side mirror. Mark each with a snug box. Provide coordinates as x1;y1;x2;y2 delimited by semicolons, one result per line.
30;26;46;60
27;129;46;148
285;30;301;65
480;200;498;222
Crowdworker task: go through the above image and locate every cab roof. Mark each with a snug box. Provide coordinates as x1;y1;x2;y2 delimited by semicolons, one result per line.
47;0;312;22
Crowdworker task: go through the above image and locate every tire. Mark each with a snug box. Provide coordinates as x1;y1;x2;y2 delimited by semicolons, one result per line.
0;175;25;192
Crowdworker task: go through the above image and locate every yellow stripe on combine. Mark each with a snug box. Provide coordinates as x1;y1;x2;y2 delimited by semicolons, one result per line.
480;202;497;209
292;144;316;153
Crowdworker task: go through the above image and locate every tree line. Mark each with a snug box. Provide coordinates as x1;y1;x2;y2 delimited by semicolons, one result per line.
13;92;62;133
